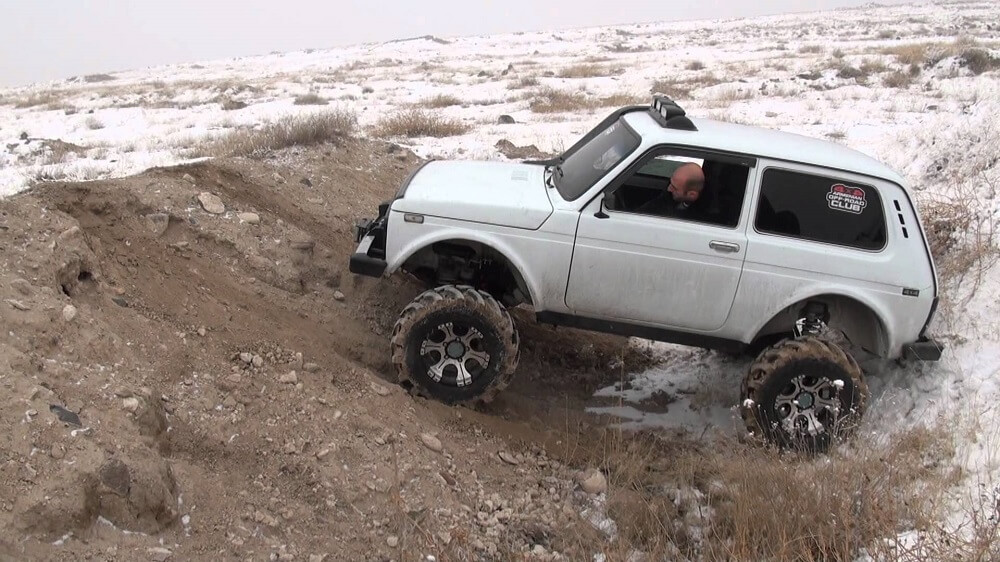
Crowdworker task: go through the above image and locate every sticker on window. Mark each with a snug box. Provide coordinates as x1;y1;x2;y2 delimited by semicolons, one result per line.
826;184;867;214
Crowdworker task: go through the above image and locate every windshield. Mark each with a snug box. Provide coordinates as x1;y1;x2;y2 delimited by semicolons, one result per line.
554;119;641;201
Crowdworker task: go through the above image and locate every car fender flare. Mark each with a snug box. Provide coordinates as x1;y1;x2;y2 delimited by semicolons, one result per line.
387;228;543;306
747;287;895;356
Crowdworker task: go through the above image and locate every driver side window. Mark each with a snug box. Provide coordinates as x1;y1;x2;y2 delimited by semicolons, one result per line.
605;150;750;228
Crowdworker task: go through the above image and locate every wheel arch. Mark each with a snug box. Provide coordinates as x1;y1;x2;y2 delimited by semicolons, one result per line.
750;291;893;357
390;230;540;307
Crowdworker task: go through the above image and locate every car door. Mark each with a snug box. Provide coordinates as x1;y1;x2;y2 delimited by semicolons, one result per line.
564;149;754;331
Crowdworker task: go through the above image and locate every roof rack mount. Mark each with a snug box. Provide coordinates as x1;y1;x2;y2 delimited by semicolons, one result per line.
649;95;697;132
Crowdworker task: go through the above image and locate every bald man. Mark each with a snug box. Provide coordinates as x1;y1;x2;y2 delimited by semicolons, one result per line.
634;162;706;218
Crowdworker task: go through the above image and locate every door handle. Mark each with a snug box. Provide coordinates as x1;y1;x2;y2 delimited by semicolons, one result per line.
709;240;741;253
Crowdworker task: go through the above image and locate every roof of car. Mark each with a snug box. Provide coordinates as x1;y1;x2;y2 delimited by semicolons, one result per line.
623;110;907;186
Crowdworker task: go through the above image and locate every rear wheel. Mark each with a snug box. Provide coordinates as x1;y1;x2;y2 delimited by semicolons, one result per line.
391;285;519;405
740;336;867;453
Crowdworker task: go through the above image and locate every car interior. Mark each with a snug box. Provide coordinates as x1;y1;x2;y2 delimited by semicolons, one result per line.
605;154;750;228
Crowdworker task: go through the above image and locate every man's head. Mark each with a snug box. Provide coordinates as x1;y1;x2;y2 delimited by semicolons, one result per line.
667;163;705;203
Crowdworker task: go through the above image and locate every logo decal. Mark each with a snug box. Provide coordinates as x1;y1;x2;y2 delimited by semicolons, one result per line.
827;184;867;214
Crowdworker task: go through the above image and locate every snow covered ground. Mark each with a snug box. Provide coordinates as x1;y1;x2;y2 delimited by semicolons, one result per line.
2;0;999;542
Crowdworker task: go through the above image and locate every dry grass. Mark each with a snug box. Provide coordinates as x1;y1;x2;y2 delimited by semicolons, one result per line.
293;93;328;105
884;70;915;88
85;116;105;130
559;64;611;78
507;75;539;90
651;74;724;99
550;416;988;561
14;91;64;109
880;38;994;70
960;49;1000;76
421;94;462;108
206;110;357;157
372;109;469;138
799;45;824;54
685;61;706;71
528;87;596;113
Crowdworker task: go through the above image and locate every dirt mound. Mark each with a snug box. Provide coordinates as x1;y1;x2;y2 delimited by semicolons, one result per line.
0;139;655;560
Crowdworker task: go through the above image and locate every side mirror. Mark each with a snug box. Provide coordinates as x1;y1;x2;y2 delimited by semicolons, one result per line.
603;192;615;210
595;192;613;219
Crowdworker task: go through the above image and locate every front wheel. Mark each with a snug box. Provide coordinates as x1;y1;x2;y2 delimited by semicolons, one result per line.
740;336;867;453
391;285;519;405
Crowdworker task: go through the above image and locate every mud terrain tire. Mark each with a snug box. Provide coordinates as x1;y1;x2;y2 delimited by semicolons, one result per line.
391;285;519;405
740;336;867;452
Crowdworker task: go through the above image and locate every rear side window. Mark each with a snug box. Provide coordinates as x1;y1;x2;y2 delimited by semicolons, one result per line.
755;168;886;250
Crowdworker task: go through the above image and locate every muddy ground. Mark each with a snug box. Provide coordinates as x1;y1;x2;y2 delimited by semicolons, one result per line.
0;139;685;561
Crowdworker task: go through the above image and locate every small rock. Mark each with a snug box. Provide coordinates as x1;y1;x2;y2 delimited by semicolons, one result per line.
197;192;225;214
252;355;264;368
498;452;519;466
10;278;32;296
182;173;196;184
421;433;443;453
239;352;253;364
238;212;260;224
122;397;140;413
148;547;173;561
300;177;313;187
50;445;65;460
303;362;320;373
291;352;303;370
279;371;298;384
223;396;237;408
272;172;285;184
5;299;30;311
62;304;78;322
370;382;390;396
197;327;207;337
316;448;331;460
438;530;452;545
145;213;170;236
386;536;399;548
111;296;129;308
578;468;607;495
333;291;345;302
497;115;515;125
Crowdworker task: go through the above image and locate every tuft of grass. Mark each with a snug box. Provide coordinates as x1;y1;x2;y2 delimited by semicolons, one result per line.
799;45;824;54
836;63;867;80
883;70;915;88
293;93;328;105
558;64;610;78
421;94;462;108
685;60;706;71
507;75;539;90
860;58;889;74
220;98;247;111
651;74;723;99
959;48;1000;75
85;116;105;130
207;110;357;157
361;85;375;94
528;87;596;113
372;109;470;138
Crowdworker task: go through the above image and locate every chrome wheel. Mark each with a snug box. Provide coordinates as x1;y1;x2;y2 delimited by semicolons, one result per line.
774;374;841;437
419;321;491;387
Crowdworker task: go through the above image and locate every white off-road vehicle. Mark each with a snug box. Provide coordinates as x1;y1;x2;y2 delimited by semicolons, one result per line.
351;96;942;450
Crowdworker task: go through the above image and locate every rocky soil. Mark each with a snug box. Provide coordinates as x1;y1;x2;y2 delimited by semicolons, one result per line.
0;139;661;561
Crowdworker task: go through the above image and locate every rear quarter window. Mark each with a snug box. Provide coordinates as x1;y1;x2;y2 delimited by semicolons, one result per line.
755;168;887;251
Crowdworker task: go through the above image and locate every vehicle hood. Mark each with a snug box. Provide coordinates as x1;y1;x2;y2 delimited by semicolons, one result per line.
392;161;552;229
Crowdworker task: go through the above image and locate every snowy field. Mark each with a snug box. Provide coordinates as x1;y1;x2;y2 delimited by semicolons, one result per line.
3;0;1000;543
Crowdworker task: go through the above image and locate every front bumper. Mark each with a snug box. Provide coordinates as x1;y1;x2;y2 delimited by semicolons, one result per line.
349;201;390;277
902;336;943;361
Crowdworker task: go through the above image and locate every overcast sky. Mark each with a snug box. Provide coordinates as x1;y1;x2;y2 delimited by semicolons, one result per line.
0;0;915;88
